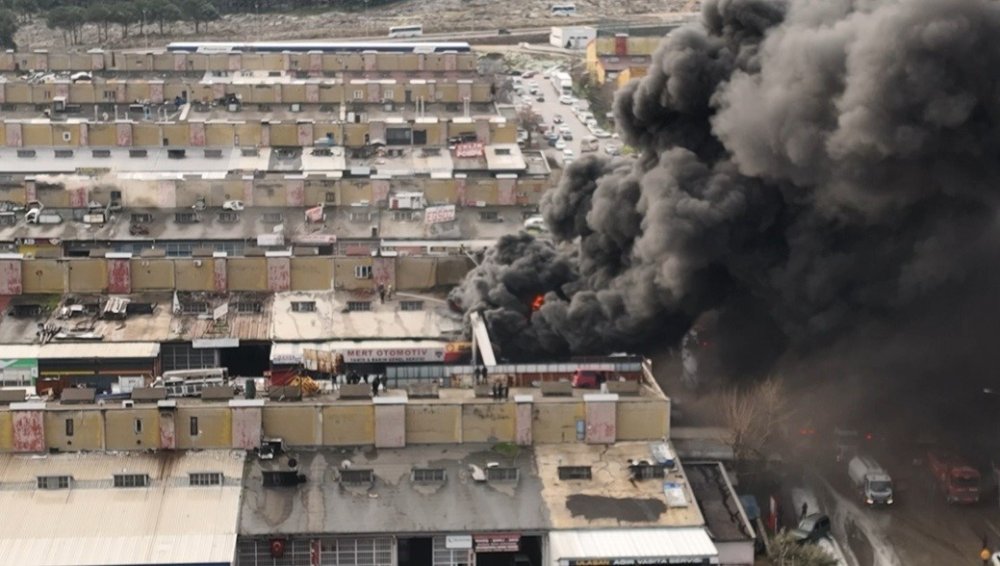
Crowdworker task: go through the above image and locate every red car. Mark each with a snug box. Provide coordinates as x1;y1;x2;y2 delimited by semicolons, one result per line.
572;370;603;389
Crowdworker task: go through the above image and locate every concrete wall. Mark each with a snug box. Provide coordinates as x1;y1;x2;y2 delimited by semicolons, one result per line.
616;399;670;441
0;411;11;452
375;402;406;448
262;405;319;446
461;402;516;444
405;404;460;444
175;406;232;449
322;405;374;446
105;407;160;450
533;401;585;444
44;410;104;451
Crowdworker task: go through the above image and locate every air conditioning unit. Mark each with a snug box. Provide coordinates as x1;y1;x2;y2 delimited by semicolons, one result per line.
290;103;301;112
122;400;134;408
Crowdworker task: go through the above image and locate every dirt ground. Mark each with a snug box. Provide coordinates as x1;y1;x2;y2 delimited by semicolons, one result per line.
14;0;701;50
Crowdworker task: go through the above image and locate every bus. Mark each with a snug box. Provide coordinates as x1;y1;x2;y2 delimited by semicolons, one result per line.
160;368;229;398
388;25;424;38
551;3;577;16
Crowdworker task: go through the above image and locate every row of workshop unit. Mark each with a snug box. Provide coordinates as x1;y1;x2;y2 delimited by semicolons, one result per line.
0;77;495;106
1;49;479;74
0;253;472;295
0;446;748;566
0;113;517;148
0;386;670;454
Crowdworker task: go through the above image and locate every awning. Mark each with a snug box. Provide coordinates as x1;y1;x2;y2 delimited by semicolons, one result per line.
549;528;717;565
1;342;161;360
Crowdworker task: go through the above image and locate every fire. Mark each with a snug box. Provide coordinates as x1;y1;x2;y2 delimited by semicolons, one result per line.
531;294;545;312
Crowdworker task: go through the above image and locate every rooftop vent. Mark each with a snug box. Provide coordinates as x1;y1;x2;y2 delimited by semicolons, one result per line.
340;469;374;485
558;466;593;480
411;468;446;484
263;471;305;488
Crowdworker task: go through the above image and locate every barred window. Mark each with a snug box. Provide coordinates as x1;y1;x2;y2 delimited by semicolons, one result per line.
113;474;150;488
340;469;374;485
411;468;446;483
400;300;424;312
347;301;371;312
630;463;665;480
37;475;71;490
558;466;592;480
486;467;518;482
189;472;223;486
291;301;316;313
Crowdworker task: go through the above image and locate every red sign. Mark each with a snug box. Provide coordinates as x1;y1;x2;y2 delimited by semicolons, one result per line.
474;533;520;553
455;142;485;158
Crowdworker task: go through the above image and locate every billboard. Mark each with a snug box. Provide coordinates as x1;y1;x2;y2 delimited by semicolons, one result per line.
424;205;457;225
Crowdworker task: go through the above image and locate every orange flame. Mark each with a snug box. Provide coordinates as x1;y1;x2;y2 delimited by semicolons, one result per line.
531;294;545;312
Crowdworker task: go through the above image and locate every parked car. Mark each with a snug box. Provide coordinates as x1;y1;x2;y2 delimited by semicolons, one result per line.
604;142;621;155
559;95;575;105
498;28;511;35
561;131;573;141
572;370;605;389
522;70;537;78
593;129;612;139
558;125;572;135
555;137;567;150
222;200;245;211
535;94;546;102
552;113;563;124
562;148;575;159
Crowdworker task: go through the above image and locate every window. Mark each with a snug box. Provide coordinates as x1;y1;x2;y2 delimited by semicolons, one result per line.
383;88;394;100
629;463;665;480
234;301;263;314
92;149;111;158
411;468;446;483
353;90;364;100
291;301;316;313
65;418;74;437
349;211;373;223
262;212;283;224
495;148;512;155
182;301;209;314
167;149;186;159
54;149;73;158
400;300;424;312
103;90;115;100
189;472;223;486
218;211;240;224
16;149;36;158
241;147;259;157
113;474;150;488
354;265;372;279
131;213;152;224
558;466;593;480
189;416;200;436
486;467;518;482
175;211;198;224
340;469;374;485
37;475;71;490
133;419;143;434
347;301;371;312
128;149;148;158
204;149;223;158
479;210;499;221
392;211;414;222
263;471;302;488
0;214;14;226
325;191;337;203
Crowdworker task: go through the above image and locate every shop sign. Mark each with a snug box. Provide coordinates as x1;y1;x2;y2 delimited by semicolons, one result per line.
474;533;520;553
424;205;456;225
0;358;38;386
339;347;444;364
445;535;473;549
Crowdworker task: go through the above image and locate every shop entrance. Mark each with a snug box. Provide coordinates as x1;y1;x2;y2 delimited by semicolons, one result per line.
475;534;541;566
398;537;432;566
220;342;271;377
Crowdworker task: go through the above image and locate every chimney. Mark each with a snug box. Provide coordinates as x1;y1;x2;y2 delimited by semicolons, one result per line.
614;33;628;57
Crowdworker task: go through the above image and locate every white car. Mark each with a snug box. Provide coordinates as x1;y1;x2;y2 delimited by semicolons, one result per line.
562;148;575;158
222;200;245;211
558;125;572;136
559;95;575;105
593;129;612;139
604;142;621;155
554;137;567;150
585;118;598;129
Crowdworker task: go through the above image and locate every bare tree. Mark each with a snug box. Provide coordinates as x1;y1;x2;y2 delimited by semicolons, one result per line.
722;378;790;463
769;531;838;566
517;106;543;148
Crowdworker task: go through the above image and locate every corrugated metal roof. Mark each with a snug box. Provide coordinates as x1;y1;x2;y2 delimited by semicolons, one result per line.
0;451;243;566
0;342;161;360
549;528;718;561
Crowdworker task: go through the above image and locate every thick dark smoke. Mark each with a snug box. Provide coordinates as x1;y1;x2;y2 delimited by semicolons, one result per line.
452;0;1000;370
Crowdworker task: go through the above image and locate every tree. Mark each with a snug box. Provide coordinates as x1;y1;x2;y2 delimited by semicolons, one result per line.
85;4;112;42
149;2;182;35
179;0;218;34
769;531;838;566
0;8;17;49
517;106;543;148
722;377;790;463
46;5;84;44
109;2;139;39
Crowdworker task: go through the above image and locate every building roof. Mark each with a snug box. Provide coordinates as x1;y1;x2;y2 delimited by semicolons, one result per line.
0;450;245;566
269;290;463;342
536;441;705;529
0;341;161;359
239;445;550;536
0;147;271;175
684;462;756;543
549;528;717;562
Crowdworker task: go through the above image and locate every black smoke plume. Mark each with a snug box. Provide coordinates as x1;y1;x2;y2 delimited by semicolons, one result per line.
452;0;1000;369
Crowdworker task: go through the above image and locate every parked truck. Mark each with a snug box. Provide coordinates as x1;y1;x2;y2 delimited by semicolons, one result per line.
927;450;980;504
848;455;894;506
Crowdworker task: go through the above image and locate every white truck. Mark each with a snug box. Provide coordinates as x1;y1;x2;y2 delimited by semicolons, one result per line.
848;455;894;506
